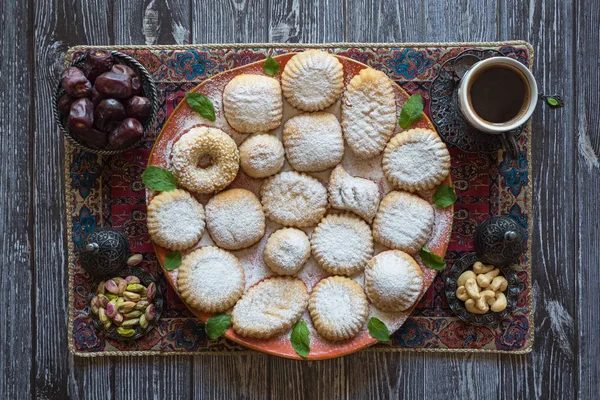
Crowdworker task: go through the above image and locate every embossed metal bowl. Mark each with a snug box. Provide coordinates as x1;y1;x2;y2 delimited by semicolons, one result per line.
89;267;164;341
445;252;521;326
53;50;158;155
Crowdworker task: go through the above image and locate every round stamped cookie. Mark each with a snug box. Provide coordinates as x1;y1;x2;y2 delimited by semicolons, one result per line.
231;276;309;339
365;250;424;312
177;246;245;313
147;189;205;250
260;171;328;228
239;133;285;178
264;228;311;275
311;213;374;276
281;49;344;112
223;74;283;133
308;276;369;341
171;126;239;194
328;165;381;223
205;188;266;250
282;112;344;172
383;128;451;192
372;191;434;254
341;68;397;159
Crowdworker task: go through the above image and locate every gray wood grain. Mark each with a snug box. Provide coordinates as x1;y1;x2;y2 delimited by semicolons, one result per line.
0;0;33;398
500;1;578;399
2;0;600;398
574;0;600;399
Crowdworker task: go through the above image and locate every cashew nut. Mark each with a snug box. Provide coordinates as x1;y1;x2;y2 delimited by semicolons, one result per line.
476;290;496;311
490;292;507;312
473;261;495;274
456;286;470;301
464;278;481;299
489;276;508;292
457;270;477;287
476;268;500;288
465;298;488;314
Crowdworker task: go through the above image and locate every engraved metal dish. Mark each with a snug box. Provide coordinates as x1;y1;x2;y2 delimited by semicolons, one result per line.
475;215;525;266
429;49;524;155
77;227;130;278
445;252;521;326
89;267;164;341
53;50;158;155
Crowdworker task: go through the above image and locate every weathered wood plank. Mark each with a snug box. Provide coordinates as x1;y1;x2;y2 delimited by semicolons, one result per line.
70;358;112;400
269;0;345;42
191;0;267;43
346;0;423;42
500;0;577;399
192;355;269;399
574;0;600;399
424;0;498;42
0;0;33;398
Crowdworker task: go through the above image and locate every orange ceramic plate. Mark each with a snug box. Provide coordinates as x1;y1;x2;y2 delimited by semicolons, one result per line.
147;53;453;360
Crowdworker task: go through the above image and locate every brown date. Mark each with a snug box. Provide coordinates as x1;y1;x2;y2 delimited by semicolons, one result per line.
108;118;143;149
57;94;73;116
91;87;103;106
68;98;94;134
95;71;132;99
76;128;108;149
94;99;126;132
61;67;92;98
126;96;151;121
111;64;137;79
83;49;114;83
131;76;142;95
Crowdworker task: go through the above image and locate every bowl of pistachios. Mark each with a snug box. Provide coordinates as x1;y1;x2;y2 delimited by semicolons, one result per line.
445;252;522;326
89;266;163;340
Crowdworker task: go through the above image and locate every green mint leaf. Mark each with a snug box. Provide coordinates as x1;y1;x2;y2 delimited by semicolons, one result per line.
398;94;424;129
546;97;559;106
367;317;391;342
164;251;182;271
186;92;216;121
263;55;280;76
290;320;310;358
142;166;177;192
432;185;458;208
205;313;232;339
419;246;446;271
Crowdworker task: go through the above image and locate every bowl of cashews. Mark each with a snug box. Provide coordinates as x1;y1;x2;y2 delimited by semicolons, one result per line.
445;252;522;326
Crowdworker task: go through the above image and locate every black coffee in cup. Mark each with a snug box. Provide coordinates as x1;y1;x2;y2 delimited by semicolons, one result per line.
468;66;529;124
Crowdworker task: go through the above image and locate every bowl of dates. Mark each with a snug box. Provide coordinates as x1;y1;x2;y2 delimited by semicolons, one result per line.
54;49;158;154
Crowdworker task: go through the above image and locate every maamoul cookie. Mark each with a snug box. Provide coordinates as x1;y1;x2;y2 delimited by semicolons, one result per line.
171;126;239;194
308;276;369;341
239;133;285;178
372;191;434;254
147;189;205;250
263;228;311;275
223;74;283;133
365;250;424;312
282;112;344;172
383;128;451;191
341;68;397;159
260;171;328;228
231;277;309;339
177;246;245;313
281;50;344;111
311;213;374;276
205;188;266;250
328;165;381;223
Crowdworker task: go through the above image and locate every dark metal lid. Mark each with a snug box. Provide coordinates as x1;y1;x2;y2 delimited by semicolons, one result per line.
78;227;130;278
475;216;525;266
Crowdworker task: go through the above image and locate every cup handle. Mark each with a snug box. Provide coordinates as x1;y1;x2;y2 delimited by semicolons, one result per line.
539;94;564;109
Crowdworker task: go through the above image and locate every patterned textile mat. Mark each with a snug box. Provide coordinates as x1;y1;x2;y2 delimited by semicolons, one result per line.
67;43;533;356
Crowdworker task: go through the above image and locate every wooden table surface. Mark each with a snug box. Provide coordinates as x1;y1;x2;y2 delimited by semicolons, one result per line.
1;0;598;399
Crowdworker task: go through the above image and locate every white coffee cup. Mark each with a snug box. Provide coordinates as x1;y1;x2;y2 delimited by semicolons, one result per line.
457;57;538;133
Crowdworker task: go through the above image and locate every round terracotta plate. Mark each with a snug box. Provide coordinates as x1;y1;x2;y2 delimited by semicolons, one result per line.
147;52;454;360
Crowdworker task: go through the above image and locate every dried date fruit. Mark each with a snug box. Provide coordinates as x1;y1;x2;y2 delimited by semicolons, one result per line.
68;98;94;134
57;94;73;116
131;76;142;95
112;64;137;79
61;67;92;98
108;118;143;149
126;96;151;121
94;99;126;132
95;71;132;99
91;87;103;106
83;49;114;83
76;128;108;149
